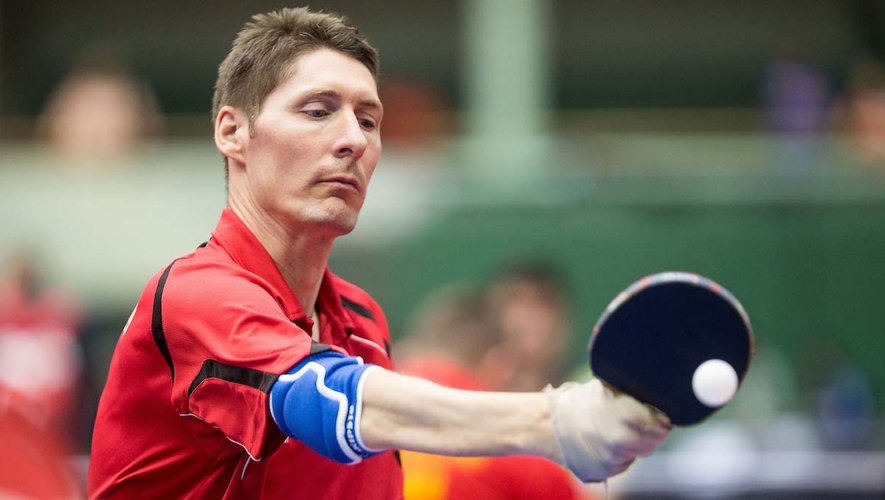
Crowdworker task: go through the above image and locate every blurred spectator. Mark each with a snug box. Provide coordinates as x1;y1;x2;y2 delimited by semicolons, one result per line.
794;332;876;450
815;363;876;450
0;391;83;499
805;333;877;451
836;57;885;167
0;251;83;444
378;77;448;149
484;261;573;392
395;284;589;500
396;283;517;393
36;49;162;166
760;42;833;175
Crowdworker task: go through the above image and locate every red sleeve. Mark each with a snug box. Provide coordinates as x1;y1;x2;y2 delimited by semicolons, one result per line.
160;259;312;459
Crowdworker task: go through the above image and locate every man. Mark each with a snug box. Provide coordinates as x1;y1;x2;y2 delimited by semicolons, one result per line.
89;7;670;498
485;261;573;392
395;284;588;499
0;253;82;442
0;393;81;499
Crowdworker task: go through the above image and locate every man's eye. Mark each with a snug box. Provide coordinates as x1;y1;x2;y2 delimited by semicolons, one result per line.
304;109;329;118
360;118;377;130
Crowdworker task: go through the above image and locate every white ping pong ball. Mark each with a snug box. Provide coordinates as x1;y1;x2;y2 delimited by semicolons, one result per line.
692;359;739;407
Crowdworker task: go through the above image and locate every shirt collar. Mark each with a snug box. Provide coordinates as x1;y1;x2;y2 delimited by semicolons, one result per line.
210;209;355;334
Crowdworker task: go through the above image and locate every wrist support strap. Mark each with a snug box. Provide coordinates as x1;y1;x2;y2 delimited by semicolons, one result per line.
269;351;382;464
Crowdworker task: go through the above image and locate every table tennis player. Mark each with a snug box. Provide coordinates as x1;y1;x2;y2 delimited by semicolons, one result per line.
88;7;671;498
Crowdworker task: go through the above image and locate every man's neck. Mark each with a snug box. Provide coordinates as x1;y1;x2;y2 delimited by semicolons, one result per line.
275;245;328;314
231;203;334;314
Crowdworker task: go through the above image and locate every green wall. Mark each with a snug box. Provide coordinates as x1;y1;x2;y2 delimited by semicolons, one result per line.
371;177;885;412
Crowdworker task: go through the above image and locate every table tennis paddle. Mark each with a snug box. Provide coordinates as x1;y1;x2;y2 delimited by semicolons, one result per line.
588;272;753;426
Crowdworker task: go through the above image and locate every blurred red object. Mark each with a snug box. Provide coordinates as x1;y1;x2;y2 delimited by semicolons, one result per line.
0;398;82;498
0;255;82;435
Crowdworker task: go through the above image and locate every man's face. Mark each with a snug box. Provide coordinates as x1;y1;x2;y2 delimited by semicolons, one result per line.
240;48;383;236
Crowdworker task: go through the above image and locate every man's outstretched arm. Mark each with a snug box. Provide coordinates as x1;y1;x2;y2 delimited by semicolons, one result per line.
268;351;671;482
360;367;672;482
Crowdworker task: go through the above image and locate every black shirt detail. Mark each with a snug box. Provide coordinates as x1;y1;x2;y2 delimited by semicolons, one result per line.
188;359;280;398
340;296;375;322
152;260;179;381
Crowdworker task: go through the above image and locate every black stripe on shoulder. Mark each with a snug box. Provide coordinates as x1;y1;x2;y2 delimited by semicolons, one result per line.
340;296;375;322
152;260;179;381
188;360;280;398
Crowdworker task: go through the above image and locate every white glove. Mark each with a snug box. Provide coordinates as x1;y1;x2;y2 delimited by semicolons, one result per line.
545;378;672;482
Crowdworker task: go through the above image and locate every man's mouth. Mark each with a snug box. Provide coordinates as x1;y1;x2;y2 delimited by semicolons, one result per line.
320;174;361;194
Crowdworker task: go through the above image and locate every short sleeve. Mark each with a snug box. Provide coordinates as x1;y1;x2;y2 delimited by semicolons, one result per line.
159;260;313;459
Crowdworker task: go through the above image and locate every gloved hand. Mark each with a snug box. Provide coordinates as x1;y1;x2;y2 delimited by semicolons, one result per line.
545;378;672;482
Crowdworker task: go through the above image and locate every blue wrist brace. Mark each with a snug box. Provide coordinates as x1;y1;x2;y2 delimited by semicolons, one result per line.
269;351;382;464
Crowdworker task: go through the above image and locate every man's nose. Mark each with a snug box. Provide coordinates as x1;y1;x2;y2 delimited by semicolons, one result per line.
334;113;368;160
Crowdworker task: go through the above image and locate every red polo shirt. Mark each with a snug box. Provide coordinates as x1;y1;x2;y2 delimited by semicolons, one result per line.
89;209;403;499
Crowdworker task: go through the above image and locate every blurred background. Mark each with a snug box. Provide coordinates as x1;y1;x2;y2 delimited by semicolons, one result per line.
1;0;884;498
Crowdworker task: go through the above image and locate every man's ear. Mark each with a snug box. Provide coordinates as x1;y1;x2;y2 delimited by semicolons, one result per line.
214;105;249;165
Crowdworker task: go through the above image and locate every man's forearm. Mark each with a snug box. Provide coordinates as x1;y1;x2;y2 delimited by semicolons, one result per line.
359;368;563;461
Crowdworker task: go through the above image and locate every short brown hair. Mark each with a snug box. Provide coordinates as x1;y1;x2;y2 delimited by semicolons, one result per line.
212;7;379;125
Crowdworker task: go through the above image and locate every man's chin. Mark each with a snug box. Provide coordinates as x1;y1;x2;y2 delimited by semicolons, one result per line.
307;211;359;237
332;219;357;236
283;199;359;234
